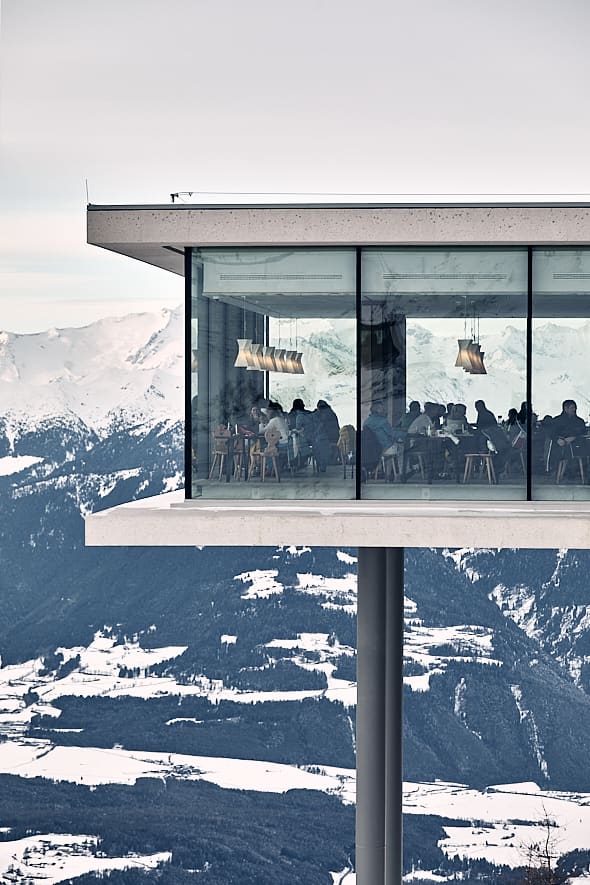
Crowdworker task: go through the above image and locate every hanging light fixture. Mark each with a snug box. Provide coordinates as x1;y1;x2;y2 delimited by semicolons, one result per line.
471;348;487;375
455;339;473;370
246;343;262;370
274;348;288;372
234;339;253;368
234;311;305;374
261;346;277;371
465;341;485;374
454;298;487;375
469;307;486;374
455;296;473;370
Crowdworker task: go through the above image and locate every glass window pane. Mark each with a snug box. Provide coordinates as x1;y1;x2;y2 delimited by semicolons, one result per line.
190;248;356;499
532;249;590;500
360;248;528;500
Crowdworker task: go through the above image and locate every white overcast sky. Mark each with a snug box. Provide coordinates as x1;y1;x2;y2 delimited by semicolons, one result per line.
1;0;590;332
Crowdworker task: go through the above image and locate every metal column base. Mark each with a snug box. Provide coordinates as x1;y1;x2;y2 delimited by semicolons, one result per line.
356;547;404;885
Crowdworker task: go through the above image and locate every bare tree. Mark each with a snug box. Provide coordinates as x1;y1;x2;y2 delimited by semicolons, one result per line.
519;808;565;885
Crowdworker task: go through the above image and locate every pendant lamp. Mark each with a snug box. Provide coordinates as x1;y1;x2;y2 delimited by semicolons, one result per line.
261;346;277;371
246;343;262;370
455;339;473;370
234;339;252;368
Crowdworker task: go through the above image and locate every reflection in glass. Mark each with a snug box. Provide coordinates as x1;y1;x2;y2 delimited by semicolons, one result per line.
532;250;590;500
190;248;356;500
360;249;528;500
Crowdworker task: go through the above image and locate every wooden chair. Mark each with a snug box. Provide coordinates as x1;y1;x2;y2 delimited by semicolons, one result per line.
232;434;245;480
337;425;356;478
208;426;231;480
463;452;496;484
401;444;426;481
248;427;281;482
376;443;404;482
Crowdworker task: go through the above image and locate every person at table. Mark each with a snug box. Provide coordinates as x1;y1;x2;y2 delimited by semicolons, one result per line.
238;404;265;436
517;401;529;425
288;398;308;430
430;402;446;429
312;400;340;472
546;400;589;469
474;399;511;472
289;398;314;467
445;403;469;435
408;402;437;436
504;408;526;445
408;402;454;478
474;399;497;429
259;402;290;464
398;400;421;431
364;401;401;452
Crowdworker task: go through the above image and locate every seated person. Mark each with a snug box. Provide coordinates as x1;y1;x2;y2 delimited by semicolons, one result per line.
289;399;314;467
239;404;265;436
312;400;340;472
445;403;469;435
408;402;455;478
429;402;446;429
408;402;437;436
475;399;497;429
288;398;309;430
504;407;519;430
262;402;289;443
398;400;421;431
546;399;590;471
364;401;402;453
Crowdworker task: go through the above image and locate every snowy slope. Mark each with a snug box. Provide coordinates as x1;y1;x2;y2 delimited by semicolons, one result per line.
0;308;184;439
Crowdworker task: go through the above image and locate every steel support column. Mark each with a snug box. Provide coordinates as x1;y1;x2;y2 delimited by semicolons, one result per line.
356;546;404;885
385;547;404;882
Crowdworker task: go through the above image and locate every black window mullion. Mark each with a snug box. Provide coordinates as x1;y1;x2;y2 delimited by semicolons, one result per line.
184;247;193;499
355;247;362;500
526;246;533;501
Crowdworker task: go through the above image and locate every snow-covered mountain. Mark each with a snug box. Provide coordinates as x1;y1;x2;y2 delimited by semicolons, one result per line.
2;309;590;443
0;307;183;441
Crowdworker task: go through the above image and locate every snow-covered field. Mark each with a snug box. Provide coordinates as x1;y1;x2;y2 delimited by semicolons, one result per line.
2;558;590;878
0;455;43;476
406;780;590;869
0;834;170;885
0;738;356;799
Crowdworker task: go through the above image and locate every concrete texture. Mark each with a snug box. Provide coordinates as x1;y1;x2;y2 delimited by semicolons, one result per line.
85;493;590;549
87;204;590;276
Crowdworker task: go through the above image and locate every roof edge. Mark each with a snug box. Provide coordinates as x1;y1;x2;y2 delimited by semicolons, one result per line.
87;201;590;211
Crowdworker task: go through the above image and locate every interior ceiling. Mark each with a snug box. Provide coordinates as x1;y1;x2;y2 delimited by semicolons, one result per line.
200;290;590;320
105;244;590;319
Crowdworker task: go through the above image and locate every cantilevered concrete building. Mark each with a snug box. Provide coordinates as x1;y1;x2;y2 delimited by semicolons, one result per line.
85;201;590;884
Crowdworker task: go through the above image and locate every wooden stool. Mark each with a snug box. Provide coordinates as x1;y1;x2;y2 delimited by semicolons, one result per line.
406;451;426;481
375;452;401;482
232;435;245;480
463;453;496;484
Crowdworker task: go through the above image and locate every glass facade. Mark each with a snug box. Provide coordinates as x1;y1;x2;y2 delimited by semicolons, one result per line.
190;248;356;499
188;246;590;502
532;250;590;499
360;248;527;499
